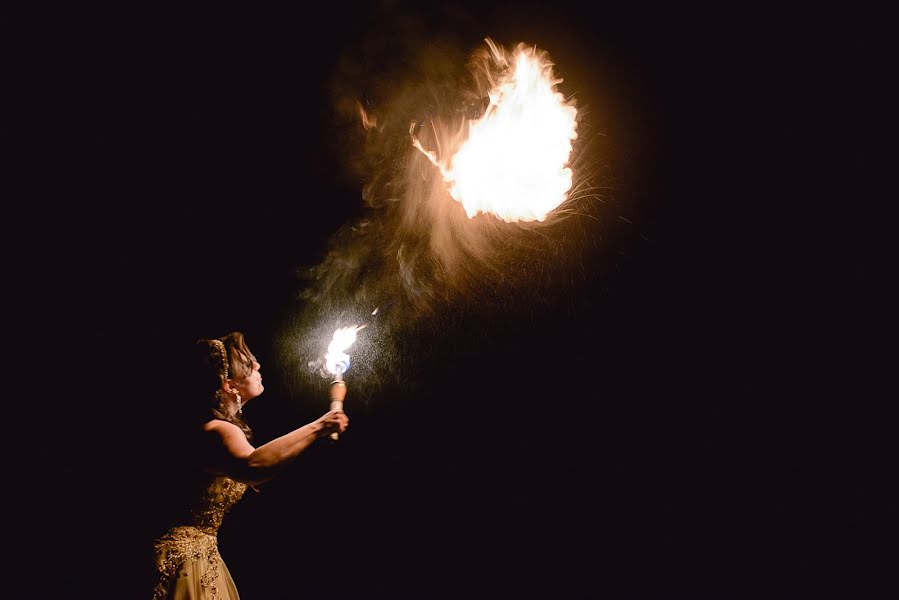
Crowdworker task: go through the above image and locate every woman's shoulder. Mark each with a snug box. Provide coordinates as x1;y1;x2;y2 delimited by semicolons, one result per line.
203;419;240;433
201;419;255;465
202;419;251;448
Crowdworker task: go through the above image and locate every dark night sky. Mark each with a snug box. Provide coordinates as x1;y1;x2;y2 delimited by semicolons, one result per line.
9;2;872;598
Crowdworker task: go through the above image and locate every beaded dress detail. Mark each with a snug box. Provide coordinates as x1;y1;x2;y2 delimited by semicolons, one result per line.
152;474;247;599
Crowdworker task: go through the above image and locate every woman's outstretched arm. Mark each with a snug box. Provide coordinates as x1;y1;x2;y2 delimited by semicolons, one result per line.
203;407;348;485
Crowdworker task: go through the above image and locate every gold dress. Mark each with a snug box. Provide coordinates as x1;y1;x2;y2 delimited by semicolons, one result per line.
152;475;247;599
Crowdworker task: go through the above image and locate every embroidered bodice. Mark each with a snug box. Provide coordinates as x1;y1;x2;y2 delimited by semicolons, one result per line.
181;474;248;535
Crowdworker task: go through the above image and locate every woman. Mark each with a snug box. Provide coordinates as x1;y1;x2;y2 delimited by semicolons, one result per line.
152;331;348;599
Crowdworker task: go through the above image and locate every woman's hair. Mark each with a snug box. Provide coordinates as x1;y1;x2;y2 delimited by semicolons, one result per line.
194;331;255;441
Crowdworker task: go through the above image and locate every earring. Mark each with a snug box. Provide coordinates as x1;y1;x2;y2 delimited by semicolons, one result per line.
235;392;243;415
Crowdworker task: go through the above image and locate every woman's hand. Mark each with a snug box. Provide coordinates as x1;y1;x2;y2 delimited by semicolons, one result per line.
315;409;349;438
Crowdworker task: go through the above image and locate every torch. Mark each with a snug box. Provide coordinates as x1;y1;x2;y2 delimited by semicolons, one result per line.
324;325;364;441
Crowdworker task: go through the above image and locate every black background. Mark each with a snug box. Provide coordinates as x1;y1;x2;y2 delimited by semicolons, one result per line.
9;2;873;598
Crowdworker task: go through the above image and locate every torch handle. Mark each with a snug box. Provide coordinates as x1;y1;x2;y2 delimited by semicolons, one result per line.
329;399;343;440
328;379;347;441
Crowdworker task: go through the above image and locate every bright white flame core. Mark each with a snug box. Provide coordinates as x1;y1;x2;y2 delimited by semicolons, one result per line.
325;325;365;376
418;43;578;223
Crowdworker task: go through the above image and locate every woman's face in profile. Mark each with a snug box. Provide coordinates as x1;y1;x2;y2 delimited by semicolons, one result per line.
231;354;264;404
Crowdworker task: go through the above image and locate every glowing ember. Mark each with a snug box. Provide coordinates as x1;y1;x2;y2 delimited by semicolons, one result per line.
325;325;365;376
414;39;578;223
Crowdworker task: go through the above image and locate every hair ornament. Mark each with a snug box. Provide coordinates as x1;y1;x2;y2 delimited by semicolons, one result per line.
210;339;229;380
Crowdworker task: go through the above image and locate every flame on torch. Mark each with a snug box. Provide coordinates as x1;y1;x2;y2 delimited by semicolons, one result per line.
412;39;579;223
325;325;366;378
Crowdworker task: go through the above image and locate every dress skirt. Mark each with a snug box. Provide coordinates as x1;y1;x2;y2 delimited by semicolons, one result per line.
153;526;240;600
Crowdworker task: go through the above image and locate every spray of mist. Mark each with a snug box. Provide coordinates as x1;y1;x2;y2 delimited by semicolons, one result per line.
277;34;607;400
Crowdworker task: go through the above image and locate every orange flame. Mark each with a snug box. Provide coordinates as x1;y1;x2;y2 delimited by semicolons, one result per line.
357;101;378;131
414;40;578;223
